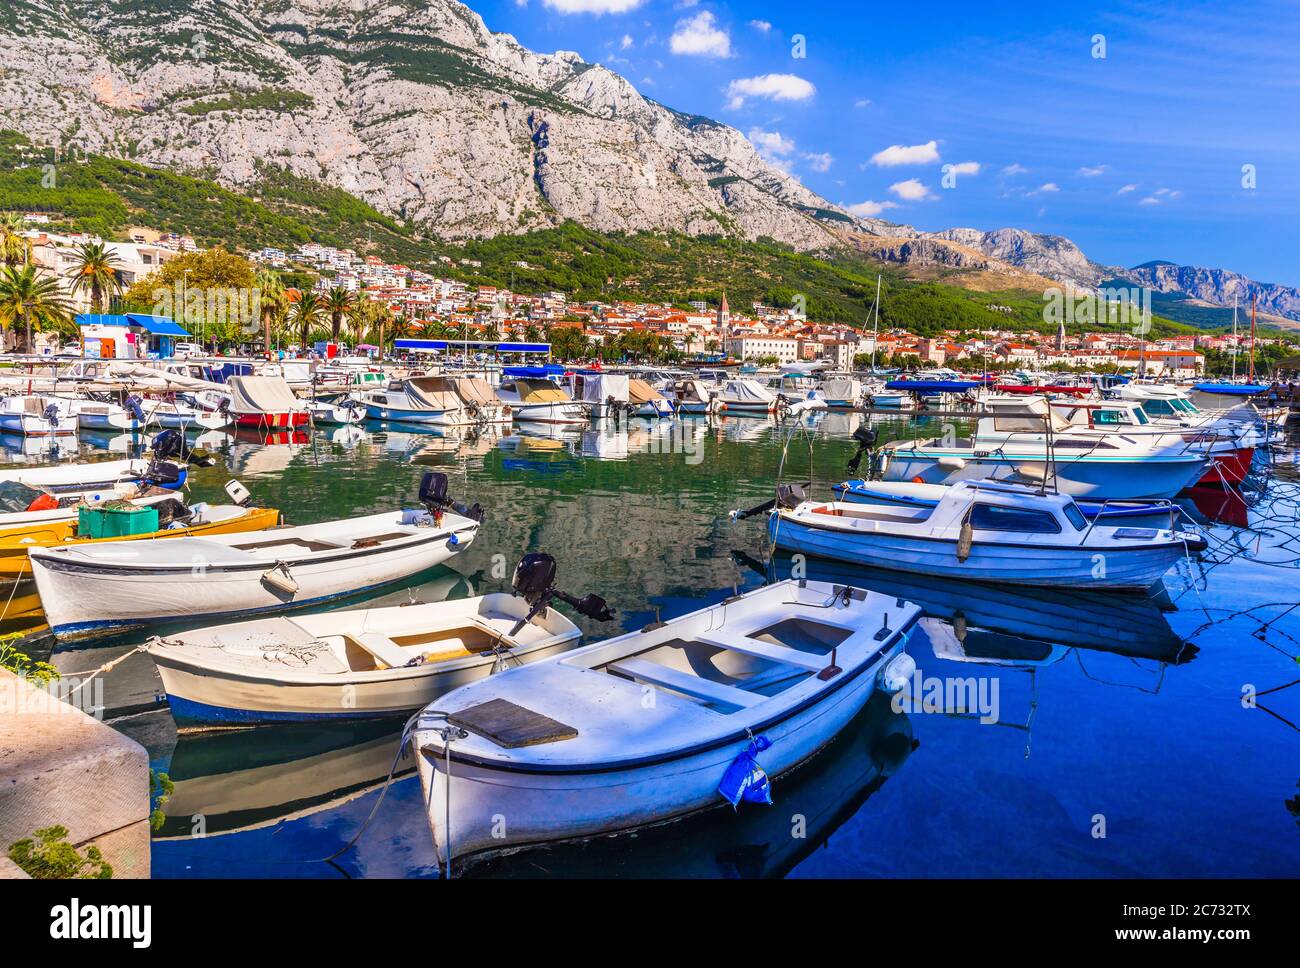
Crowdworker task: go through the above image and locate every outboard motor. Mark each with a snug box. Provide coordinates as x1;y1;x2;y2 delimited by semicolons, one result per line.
509;552;614;635
43;403;60;428
418;471;484;523
729;482;811;522
149;428;216;468
846;425;879;476
124;395;146;424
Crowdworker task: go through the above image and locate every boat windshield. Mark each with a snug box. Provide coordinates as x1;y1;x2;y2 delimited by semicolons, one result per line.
1062;502;1089;531
1141;399;1177;417
969;503;1063;534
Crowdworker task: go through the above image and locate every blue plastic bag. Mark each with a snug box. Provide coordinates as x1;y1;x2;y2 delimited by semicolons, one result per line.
718;735;774;808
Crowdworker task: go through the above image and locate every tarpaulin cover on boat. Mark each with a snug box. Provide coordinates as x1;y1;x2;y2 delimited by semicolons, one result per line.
404;377;460;411
626;378;665;405
226;376;301;415
984;396;1073;433
455;377;498;407
670;380;710;403
723;379;775;403
515;379;573;404
580;374;629;404
820;378;859;401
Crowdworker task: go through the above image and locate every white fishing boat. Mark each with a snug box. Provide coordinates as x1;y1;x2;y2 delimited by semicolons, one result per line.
363;375;509;426
151;399;235;431
757;479;1201;589
31;473;482;641
307;396;367;426
226;375;309;430
716;378;778;415
664;379;721;414
411;579;920;869
0;395;77;437
495;376;587;425
862;380;911;409
67;396;155;432
881;396;1208;499
145;557;597;725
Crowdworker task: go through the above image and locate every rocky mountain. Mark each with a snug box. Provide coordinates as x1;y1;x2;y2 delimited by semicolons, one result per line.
0;0;858;249
1111;262;1300;322
1;0;1293;323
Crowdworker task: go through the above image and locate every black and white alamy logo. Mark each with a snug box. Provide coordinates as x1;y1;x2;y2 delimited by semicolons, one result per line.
49;898;151;948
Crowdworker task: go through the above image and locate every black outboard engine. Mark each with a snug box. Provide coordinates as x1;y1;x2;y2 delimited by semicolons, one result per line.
124;395;146;424
730;482;811;522
846;425;879;476
43;403;60;428
418;471;484;523
509;552;614;635
149;428;216;468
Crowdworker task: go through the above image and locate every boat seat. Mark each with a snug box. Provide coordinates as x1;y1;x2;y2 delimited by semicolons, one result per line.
691;631;829;672
352;631;410;670
607;657;763;710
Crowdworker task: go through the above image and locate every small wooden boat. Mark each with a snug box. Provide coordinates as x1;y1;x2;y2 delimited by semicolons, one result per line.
145;554;603;725
31;473;482;641
759;479;1202;590
412;579;920;869
0;487;278;580
0;395;77;437
226;375;309;429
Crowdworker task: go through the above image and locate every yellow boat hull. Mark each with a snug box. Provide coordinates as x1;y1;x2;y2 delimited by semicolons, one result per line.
0;507;281;580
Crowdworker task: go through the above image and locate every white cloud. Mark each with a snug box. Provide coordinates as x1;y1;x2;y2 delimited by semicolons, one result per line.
725;73;815;109
748;19;772;32
748;127;796;161
670;11;731;58
1139;196;1160;206
854;98;871;109
947;161;980;177
889;178;933;201
1117;183;1138;194
543;0;644;12
620;34;633;49
1033;182;1060;194
870;140;940;167
803;151;833;173
1141;188;1182;205
846;200;898;218
1001;163;1028;176
1078;165;1108;177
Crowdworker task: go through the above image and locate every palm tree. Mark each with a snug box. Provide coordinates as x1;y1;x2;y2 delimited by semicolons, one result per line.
66;240;124;315
0;264;72;353
255;268;286;357
324;286;353;344
0;213;31;268
291;291;324;353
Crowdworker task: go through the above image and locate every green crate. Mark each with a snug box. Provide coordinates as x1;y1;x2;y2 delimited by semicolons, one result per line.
77;503;160;540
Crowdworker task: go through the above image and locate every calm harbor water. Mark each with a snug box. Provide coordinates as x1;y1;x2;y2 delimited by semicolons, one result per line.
7;410;1299;878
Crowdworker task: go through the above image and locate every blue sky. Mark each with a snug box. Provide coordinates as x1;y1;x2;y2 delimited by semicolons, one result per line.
470;0;1300;286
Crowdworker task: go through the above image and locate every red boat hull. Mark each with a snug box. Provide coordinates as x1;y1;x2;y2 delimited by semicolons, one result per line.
1197;446;1254;485
234;411;309;429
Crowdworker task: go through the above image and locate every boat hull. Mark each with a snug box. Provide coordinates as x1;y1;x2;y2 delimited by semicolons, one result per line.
416;631;908;867
882;449;1207;499
770;513;1184;589
31;528;473;642
511;402;589;425
234;411;309;429
154;637;577;725
0;414;78;437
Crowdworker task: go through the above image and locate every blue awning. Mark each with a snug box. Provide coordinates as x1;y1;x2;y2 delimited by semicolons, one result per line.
394;338;551;353
1193;383;1269;395
885;380;983;392
76;313;189;337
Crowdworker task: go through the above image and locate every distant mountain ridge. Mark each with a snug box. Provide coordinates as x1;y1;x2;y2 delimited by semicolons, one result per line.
0;0;1293;324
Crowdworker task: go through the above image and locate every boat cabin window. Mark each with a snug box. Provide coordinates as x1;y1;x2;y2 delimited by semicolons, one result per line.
1141;399;1177;417
969;503;1063;534
1061;502;1089;531
1092;408;1132;426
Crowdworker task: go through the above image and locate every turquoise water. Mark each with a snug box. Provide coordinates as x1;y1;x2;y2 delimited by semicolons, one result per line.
8;411;1298;877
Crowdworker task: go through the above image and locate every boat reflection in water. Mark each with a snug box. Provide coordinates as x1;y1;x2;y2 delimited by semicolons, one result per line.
764;552;1194;666
155;720;412;840
464;692;914;879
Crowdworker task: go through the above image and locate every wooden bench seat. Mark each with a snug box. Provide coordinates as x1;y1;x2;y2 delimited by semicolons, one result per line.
607;656;763;710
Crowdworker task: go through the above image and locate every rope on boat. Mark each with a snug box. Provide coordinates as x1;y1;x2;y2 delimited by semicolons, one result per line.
58;645;146;695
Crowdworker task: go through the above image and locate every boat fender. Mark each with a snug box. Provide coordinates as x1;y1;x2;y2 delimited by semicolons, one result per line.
718;735;774;809
448;534;461;547
956;517;974;562
878;653;916;694
261;561;298;597
937;456;967;471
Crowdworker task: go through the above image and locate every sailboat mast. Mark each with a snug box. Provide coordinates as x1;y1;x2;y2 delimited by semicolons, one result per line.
1248;293;1257;382
1231;295;1238;381
870;274;881;371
